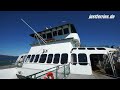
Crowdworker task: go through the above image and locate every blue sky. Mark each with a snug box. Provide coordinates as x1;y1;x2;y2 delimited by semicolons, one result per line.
0;11;120;56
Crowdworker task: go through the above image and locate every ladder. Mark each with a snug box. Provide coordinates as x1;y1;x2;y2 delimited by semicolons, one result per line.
107;52;118;77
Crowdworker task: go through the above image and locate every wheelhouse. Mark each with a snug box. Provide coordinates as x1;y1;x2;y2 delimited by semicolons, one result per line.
30;23;77;40
29;23;80;46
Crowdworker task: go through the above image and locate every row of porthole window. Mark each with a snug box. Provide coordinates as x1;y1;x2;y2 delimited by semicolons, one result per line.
20;53;88;65
23;53;68;64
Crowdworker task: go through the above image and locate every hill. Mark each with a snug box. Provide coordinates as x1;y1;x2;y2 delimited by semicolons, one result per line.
0;55;18;60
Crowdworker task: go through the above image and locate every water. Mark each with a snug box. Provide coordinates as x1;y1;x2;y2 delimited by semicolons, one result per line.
0;60;16;66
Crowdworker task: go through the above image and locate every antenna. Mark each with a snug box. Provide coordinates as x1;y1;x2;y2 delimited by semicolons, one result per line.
45;27;49;29
21;18;46;45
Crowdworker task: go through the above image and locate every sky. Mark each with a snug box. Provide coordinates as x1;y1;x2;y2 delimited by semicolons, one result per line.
0;11;120;56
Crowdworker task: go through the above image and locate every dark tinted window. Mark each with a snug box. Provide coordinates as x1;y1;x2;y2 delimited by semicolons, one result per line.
42;34;46;39
72;48;77;50
90;54;104;61
61;53;68;64
34;55;39;62
71;48;77;53
53;31;57;36
25;55;31;62
20;56;23;58
58;29;63;35
71;54;77;65
30;55;35;62
78;48;85;50
97;48;106;50
78;54;87;65
47;33;52;39
23;55;27;62
47;54;53;63
63;28;69;34
87;48;95;50
90;54;104;70
19;56;23;60
19;56;24;62
39;54;47;63
53;54;60;64
71;25;77;33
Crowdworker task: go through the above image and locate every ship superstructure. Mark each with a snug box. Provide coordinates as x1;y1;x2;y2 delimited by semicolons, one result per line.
0;23;119;79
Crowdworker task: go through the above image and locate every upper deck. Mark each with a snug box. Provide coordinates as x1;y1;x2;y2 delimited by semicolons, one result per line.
29;23;80;46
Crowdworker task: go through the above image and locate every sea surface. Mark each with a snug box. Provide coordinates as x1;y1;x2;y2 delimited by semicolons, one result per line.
0;60;16;66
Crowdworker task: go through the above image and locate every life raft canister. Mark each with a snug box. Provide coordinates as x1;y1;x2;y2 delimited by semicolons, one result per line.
44;72;54;79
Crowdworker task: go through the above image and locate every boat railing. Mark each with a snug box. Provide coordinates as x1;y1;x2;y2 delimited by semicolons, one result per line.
18;63;70;79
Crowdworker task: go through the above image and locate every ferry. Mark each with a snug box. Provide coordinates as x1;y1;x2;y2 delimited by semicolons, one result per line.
0;20;119;79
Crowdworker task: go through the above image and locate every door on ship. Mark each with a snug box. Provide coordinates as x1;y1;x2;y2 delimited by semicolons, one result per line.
70;53;92;75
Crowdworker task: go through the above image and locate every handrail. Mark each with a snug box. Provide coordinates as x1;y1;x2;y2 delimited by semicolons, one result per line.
37;64;70;79
25;63;71;79
26;65;61;78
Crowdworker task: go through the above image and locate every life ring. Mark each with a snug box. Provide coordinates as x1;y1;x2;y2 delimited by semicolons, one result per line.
44;72;54;79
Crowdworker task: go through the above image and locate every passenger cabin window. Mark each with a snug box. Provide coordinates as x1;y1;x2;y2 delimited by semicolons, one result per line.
25;55;31;62
63;28;69;34
19;56;24;62
53;31;57;36
97;48;106;50
78;54;88;65
53;54;60;64
71;54;77;65
47;54;53;63
34;55;39;63
39;54;47;63
87;48;95;50
72;48;77;50
78;48;85;50
61;53;68;64
47;33;52;39
58;29;63;35
23;55;27;62
20;56;23;60
71;48;77;53
30;55;35;62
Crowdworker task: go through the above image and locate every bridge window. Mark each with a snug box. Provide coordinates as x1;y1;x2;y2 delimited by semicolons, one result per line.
25;55;31;62
30;55;35;62
61;53;68;64
47;33;52;39
53;54;60;64
53;31;57;36
39;54;47;63
78;54;88;65
87;48;95;50
71;25;77;33
58;29;63;35
97;48;106;50
71;54;77;65
63;28;69;34
47;54;53;63
34;55;40;63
